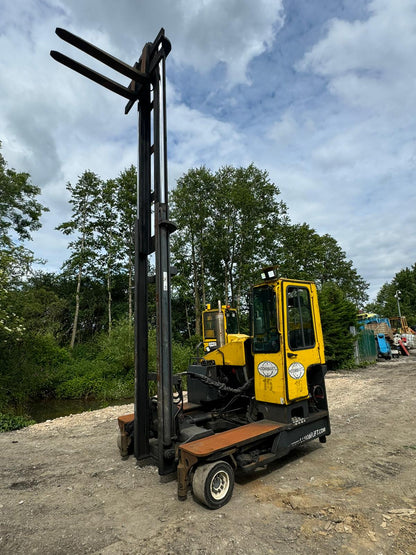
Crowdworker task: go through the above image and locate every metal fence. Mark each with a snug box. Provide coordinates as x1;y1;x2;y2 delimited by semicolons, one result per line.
353;328;377;363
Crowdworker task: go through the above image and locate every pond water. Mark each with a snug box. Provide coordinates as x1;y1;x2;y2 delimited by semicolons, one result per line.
25;398;134;423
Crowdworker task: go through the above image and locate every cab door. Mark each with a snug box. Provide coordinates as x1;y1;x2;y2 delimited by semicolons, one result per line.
283;282;322;402
252;283;286;405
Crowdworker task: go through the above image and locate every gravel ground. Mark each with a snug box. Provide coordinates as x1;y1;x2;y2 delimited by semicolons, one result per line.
1;354;415;554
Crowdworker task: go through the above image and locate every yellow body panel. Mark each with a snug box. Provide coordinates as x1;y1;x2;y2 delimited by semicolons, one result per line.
286;366;309;401
254;352;286;404
204;334;249;366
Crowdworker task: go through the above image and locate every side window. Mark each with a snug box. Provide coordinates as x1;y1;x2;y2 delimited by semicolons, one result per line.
287;287;315;350
225;310;238;334
203;313;220;340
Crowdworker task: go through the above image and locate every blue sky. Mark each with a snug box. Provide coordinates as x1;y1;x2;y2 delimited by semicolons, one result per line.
1;0;415;301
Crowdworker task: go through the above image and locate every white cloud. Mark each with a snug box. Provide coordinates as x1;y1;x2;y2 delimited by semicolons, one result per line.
297;0;416;116
174;0;285;84
57;0;285;85
168;96;247;174
261;0;416;300
268;112;299;145
0;0;285;186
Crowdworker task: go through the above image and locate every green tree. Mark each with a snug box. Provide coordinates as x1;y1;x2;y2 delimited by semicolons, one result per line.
0;142;48;342
14;272;70;343
57;171;101;348
278;223;368;306
318;282;358;369
116;165;137;323
206;164;288;309
95;178;123;334
0;144;47;246
170;167;215;335
170;165;288;332
0;143;53;411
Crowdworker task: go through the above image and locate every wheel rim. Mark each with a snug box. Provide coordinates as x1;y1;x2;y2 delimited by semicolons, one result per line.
209;469;230;501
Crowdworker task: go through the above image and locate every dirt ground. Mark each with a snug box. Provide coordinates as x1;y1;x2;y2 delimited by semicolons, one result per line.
1;355;415;555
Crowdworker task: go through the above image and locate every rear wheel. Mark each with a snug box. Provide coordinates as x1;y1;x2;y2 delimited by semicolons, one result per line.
192;461;234;509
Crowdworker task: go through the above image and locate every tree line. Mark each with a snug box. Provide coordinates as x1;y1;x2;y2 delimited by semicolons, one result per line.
367;264;416;324
4;140;408;427
57;167;136;347
170;165;368;337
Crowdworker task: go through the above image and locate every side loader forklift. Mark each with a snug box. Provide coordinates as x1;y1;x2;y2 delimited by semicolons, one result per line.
118;267;330;509
50;25;330;510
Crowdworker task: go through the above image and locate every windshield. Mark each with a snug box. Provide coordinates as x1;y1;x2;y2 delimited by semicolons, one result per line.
252;286;280;353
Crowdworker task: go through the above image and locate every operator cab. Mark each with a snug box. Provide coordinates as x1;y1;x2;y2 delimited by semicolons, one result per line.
252;270;328;423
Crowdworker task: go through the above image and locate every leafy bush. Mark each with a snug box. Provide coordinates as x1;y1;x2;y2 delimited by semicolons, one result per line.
53;321;136;400
1;318;195;407
55;376;102;399
146;327;194;375
0;413;36;432
98;319;134;374
0;332;70;406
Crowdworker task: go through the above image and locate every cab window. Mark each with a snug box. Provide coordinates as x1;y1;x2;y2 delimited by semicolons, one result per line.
287;286;315;350
252;286;280;353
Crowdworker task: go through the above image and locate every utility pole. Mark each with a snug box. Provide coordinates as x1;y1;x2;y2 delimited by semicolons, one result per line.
394;290;402;319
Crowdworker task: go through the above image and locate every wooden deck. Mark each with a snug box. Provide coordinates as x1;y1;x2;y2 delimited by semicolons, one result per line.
180;420;283;457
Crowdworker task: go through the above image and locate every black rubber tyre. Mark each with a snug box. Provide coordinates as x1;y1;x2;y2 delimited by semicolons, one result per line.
192;461;234;509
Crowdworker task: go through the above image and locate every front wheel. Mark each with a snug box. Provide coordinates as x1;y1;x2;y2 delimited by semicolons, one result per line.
192;461;234;509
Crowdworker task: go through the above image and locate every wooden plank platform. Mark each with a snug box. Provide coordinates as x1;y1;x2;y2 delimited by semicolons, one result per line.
180;420;283;458
117;401;199;427
118;413;134;425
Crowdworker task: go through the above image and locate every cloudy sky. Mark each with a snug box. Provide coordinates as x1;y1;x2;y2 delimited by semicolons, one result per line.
1;0;415;300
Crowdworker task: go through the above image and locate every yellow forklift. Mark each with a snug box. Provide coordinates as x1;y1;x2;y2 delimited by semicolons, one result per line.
119;268;330;508
51;26;330;510
202;302;247;352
